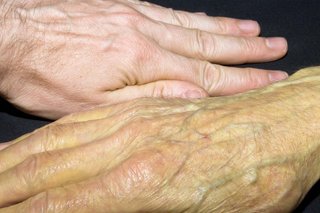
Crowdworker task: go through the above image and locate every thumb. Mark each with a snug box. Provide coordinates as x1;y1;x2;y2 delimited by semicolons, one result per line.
104;80;208;103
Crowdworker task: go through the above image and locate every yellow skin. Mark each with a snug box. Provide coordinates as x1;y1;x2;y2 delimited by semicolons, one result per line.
0;67;319;212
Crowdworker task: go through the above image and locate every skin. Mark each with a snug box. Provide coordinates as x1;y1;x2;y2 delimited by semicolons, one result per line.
0;66;319;212
0;0;288;119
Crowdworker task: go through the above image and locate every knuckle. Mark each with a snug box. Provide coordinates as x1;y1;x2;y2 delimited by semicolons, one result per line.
126;32;157;68
15;154;43;191
27;191;50;213
110;4;144;28
210;65;227;95
41;125;65;151
194;30;217;59
111;150;166;193
169;9;191;27
174;10;192;28
214;17;230;33
199;62;222;93
151;82;166;98
240;38;253;51
245;68;267;88
240;38;260;58
122;11;144;27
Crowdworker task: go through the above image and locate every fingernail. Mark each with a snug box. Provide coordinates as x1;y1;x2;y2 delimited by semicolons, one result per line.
266;37;287;50
268;71;289;82
183;90;205;99
238;20;259;33
195;12;207;16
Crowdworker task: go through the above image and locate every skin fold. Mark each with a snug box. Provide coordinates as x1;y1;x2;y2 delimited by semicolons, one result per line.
0;66;319;212
0;0;288;119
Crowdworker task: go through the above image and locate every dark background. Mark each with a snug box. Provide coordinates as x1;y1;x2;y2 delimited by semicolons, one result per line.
0;0;319;212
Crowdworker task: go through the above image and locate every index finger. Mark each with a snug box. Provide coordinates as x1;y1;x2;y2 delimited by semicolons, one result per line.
0;118;120;173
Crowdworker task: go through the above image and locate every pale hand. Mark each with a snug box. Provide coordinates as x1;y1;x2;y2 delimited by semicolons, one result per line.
0;0;288;119
0;67;319;212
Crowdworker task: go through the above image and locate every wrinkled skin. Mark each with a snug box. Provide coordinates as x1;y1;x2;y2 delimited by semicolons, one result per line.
0;0;288;119
0;67;319;212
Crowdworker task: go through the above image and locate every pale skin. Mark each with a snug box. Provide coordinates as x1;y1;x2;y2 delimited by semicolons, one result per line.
0;66;319;212
0;0;288;119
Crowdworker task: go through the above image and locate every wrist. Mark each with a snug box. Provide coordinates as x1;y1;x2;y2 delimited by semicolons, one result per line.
260;67;320;200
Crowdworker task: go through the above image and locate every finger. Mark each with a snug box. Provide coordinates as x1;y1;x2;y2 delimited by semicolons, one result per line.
139;21;287;64
0;141;187;212
58;81;207;124
198;65;289;96
0;138;111;207
0;91;193;174
104;80;208;103
127;1;260;36
0;116;185;208
124;42;288;96
0;118;127;173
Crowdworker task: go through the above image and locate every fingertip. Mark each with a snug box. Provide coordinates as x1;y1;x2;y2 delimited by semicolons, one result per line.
237;20;260;36
181;90;208;99
194;12;208;16
268;71;289;82
266;37;288;54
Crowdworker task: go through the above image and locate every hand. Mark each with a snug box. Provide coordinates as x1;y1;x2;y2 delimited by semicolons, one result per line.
0;67;319;212
0;0;288;119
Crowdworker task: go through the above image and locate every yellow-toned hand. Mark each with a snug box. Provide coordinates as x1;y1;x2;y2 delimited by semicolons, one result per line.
0;67;319;212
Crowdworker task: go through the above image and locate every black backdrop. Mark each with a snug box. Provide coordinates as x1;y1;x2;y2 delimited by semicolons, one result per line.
0;0;319;212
